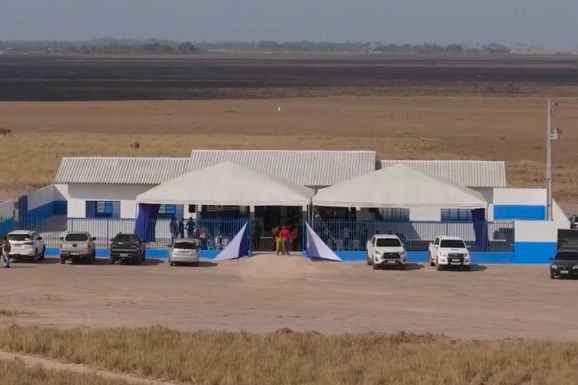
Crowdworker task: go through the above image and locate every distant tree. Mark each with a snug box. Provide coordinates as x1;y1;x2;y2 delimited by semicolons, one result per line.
177;42;199;54
445;44;464;54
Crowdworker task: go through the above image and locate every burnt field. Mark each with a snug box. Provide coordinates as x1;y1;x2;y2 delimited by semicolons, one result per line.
1;54;578;100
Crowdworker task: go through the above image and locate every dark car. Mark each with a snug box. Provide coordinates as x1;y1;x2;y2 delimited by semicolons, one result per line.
109;233;146;264
550;249;578;279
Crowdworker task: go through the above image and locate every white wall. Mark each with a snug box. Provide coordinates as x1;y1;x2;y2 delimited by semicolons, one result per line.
553;200;570;228
494;188;546;206
0;200;14;219
473;187;494;204
410;207;441;221
67;184;156;219
54;184;69;201
515;220;558;243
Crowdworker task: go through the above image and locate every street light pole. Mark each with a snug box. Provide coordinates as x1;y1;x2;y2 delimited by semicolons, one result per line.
547;99;553;221
546;99;560;221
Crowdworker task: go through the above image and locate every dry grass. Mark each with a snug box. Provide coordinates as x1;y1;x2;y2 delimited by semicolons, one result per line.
0;310;17;317
0;96;577;202
1;326;578;385
0;359;135;385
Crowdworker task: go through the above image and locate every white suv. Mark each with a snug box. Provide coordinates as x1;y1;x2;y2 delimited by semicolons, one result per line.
7;230;46;263
428;236;471;271
366;234;407;269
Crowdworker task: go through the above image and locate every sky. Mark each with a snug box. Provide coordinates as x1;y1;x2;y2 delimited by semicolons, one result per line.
1;0;578;48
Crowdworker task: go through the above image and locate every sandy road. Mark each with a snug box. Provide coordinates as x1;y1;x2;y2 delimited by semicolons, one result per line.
0;255;576;340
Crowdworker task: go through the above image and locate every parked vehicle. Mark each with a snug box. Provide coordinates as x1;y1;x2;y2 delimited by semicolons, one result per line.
550;249;578;279
59;232;96;264
169;239;199;266
7;230;45;263
366;234;406;269
428;236;471;271
109;233;146;264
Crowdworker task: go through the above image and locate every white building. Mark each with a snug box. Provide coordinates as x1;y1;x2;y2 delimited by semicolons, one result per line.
51;150;516;223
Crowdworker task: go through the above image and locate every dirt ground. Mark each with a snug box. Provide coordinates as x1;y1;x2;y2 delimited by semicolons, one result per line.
1;96;578;203
0;255;576;340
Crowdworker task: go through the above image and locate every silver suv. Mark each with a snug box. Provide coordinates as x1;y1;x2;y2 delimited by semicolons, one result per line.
60;232;96;264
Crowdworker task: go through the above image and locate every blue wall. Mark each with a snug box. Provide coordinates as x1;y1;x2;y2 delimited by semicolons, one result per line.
44;242;558;264
27;201;68;220
0;218;13;236
334;244;556;264
494;205;546;221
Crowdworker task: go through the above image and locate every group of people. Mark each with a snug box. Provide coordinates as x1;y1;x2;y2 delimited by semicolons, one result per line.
169;217;196;244
272;225;299;255
1;236;10;268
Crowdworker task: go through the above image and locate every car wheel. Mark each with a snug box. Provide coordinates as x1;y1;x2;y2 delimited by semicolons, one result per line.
463;265;471;271
550;273;556;279
110;256;115;265
32;249;39;263
170;261;175;266
436;258;443;271
60;256;66;264
193;261;200;267
372;262;379;270
399;264;406;270
366;253;371;265
428;253;434;266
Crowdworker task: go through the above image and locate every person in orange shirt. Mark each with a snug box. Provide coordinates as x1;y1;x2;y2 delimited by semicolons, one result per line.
278;226;291;255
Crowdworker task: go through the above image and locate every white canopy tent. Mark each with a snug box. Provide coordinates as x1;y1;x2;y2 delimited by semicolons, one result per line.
136;161;314;207
312;164;487;209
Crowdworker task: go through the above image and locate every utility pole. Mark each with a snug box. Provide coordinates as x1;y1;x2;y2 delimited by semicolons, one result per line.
546;99;560;221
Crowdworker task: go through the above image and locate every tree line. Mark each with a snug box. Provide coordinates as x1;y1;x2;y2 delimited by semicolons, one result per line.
0;38;514;55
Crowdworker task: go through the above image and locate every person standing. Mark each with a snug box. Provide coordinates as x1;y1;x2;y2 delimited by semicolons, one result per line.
290;225;299;251
253;222;262;250
2;236;11;268
186;217;196;238
178;218;185;239
271;226;280;252
279;226;291;255
169;216;178;245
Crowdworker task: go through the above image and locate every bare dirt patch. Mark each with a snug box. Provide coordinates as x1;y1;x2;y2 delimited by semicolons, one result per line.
0;256;577;340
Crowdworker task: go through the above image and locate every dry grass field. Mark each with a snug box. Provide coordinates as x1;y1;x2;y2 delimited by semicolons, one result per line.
1;327;578;385
0;359;136;385
1;96;578;202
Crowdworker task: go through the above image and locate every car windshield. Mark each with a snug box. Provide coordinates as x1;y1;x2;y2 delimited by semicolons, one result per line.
8;234;31;241
174;242;196;250
112;234;139;242
376;238;401;247
65;233;89;242
440;240;466;248
555;251;578;261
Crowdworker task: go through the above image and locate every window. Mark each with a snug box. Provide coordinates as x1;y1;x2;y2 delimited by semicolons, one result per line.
376;238;402;247
440;239;467;248
86;201;120;218
158;204;177;218
441;209;473;222
65;233;89;242
379;208;410;221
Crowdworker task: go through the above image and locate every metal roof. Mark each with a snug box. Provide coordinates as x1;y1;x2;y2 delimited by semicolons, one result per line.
54;157;192;184
378;160;506;188
189;150;376;187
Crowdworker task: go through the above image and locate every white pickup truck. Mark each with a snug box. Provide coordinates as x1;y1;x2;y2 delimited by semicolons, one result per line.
428;236;471;271
366;234;407;269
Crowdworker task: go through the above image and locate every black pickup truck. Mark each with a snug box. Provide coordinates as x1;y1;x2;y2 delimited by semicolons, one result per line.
109;233;146;264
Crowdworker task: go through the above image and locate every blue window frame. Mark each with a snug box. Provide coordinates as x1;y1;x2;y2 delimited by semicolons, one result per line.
158;204;178;218
86;201;120;218
441;209;473;222
379;208;410;222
